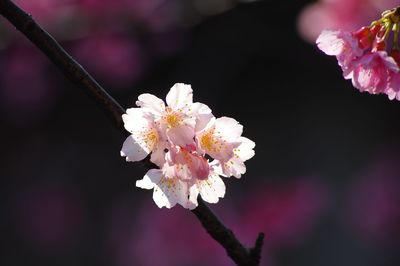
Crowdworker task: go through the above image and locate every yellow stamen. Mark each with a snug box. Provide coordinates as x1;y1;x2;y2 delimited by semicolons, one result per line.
144;129;158;149
165;113;180;128
200;132;213;151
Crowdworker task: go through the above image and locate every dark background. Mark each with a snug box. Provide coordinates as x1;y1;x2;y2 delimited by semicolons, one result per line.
1;0;400;265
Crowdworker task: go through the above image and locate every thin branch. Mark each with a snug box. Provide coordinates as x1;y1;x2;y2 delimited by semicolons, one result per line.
193;199;265;266
0;0;264;264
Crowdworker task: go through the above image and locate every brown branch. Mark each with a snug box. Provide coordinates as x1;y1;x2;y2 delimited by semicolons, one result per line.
0;0;264;265
193;200;265;266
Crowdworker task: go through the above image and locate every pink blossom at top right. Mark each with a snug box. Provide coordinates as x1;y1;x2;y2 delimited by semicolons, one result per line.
316;6;400;100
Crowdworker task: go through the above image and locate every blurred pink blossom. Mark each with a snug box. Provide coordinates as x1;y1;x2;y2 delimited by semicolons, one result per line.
71;33;145;89
10;184;86;254
345;153;400;246
236;178;328;250
0;0;197;123
106;178;328;265
0;47;58;124
298;0;399;43
127;0;179;32
78;0;178;32
106;199;232;266
77;0;133;16
14;0;76;26
148;30;188;56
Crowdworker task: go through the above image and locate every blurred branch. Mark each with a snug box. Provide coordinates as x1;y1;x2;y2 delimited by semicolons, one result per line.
0;0;264;265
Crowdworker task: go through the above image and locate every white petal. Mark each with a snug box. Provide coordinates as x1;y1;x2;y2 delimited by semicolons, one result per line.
197;173;226;204
153;186;175;208
122;108;149;133
236;137;255;161
223;157;246;178
188;102;212;116
183;102;211;123
120;135;150;162
210;160;227;177
174;182;198;210
126;107;146;117
166;83;193;110
188;184;200;210
196;102;212;115
136;93;165;116
215;117;243;141
153;178;189;209
136;169;162;189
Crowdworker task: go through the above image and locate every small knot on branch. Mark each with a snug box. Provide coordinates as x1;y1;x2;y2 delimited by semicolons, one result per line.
248;232;265;265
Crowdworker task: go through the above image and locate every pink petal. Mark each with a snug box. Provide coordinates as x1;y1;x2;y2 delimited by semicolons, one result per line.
167;124;195;148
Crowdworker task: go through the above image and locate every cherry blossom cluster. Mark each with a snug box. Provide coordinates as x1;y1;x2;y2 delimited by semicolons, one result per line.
316;6;400;100
121;83;255;209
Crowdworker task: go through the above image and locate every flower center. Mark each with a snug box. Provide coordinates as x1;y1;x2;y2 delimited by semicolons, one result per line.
160;176;177;189
200;131;216;152
144;128;158;150
165;113;180;127
163;107;182;128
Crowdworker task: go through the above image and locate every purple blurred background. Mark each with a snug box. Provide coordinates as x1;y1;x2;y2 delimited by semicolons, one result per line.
1;0;400;265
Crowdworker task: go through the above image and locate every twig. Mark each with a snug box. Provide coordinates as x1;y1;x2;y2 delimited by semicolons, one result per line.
0;0;264;264
193;200;265;266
